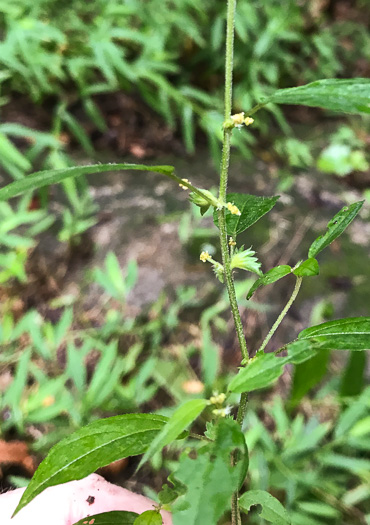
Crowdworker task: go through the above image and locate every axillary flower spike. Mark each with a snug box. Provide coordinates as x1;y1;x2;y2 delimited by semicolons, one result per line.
227;202;241;216
228;237;236;246
231;112;245;128
200;251;212;263
223;112;254;130
210;392;226;405
200;251;225;283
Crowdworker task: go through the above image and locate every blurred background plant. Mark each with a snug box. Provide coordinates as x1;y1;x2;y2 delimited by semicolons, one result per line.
0;0;369;521
0;0;369;163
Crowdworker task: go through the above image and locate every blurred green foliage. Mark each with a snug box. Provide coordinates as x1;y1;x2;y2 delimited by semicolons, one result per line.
0;0;369;161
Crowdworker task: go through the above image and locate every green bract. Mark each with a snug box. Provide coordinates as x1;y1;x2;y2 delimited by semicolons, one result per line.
189;189;219;215
231;247;262;276
171;419;248;525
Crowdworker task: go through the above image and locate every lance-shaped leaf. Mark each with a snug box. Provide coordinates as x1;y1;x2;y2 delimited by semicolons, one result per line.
247;265;292;299
308;201;364;258
268;79;370;115
285;340;318;364
228;353;288;394
137;399;208;471
14;414;168;516
239;490;291;525
213;193;279;237
293;258;319;277
297;317;370;350
74;511;139;525
0;163;175;201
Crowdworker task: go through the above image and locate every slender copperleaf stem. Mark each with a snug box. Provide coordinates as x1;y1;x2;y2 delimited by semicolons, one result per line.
219;2;248;523
218;0;249;364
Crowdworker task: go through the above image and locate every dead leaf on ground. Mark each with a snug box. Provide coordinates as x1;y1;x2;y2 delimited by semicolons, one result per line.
0;440;35;476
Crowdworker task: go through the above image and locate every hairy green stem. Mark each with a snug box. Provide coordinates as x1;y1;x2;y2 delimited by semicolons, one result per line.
231;493;242;525
236;392;248;426
218;1;248;524
218;0;248;364
257;276;303;354
224;0;236;121
218;210;249;362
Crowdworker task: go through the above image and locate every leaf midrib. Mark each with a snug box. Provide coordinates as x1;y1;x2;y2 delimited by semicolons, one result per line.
25;426;163;497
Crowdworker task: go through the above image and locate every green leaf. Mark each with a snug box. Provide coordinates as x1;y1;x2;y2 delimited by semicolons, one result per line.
228;353;287;394
293;258;319;277
73;511;138;525
14;414;168;516
290;350;330;407
172;419;247;525
213;193;279;237
297;317;370;350
320;453;370;475
340;352;367;397
134;510;163;525
0;163;175;201
137;399;208;471
239;490;291;525
297;501;340;519
308;201;364;258
247;265;292;299
269;79;370;114
285;340;318;365
317;144;369;176
0;132;31;173
158;483;181;505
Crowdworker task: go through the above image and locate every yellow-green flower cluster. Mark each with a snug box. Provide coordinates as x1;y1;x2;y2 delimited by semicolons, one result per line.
228;237;237;246
210;392;226;405
200;251;212;263
224;112;255;130
227;202;241;216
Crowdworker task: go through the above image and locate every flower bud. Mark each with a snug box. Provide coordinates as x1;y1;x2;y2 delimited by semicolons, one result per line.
189;189;219;215
179;178;191;190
